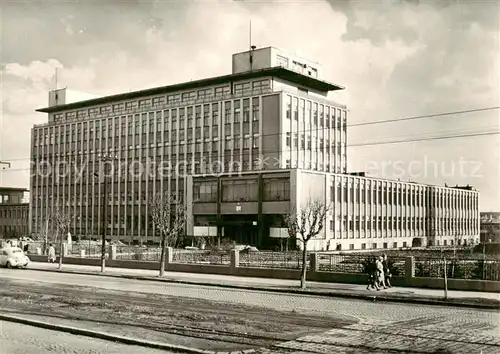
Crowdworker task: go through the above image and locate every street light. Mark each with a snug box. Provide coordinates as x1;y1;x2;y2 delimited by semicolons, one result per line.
94;154;118;273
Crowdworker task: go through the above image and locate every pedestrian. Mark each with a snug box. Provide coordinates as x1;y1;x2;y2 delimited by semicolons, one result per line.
48;244;56;263
376;256;386;290
366;257;379;290
382;254;392;288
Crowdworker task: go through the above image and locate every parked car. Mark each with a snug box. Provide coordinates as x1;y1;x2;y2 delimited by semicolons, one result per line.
0;247;30;268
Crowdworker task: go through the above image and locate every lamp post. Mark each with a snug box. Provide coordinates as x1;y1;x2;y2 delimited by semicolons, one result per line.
94;154;118;273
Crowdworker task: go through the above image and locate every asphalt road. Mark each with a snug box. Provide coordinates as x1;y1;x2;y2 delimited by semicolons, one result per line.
1;269;498;330
1;269;499;354
0;321;174;354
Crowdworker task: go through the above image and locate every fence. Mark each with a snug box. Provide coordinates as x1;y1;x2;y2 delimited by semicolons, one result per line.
172;249;231;265
239;251;306;270
414;257;500;281
15;241;500;282
316;253;406;276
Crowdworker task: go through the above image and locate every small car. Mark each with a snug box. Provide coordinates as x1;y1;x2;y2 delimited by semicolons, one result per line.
0;247;30;268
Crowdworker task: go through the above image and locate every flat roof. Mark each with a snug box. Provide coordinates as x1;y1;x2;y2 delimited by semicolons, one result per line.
0;187;28;192
191;168;478;191
36;67;344;114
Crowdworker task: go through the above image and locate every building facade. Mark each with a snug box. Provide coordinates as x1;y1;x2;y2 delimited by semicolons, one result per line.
0;187;29;239
188;170;480;251
31;47;346;243
480;212;500;243
31;46;480;249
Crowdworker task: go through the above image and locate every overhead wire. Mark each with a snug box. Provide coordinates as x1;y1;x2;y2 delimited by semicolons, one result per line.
1;106;500;165
2;130;499;173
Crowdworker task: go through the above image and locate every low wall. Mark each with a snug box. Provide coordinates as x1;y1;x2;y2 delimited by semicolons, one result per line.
28;253;500;293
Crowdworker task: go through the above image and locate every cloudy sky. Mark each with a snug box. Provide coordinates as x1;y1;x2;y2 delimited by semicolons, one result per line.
1;0;499;210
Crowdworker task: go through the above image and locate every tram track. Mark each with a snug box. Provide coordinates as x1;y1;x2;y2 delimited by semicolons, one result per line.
0;280;353;350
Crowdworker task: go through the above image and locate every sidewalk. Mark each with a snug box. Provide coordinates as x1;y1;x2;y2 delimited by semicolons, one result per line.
25;262;500;309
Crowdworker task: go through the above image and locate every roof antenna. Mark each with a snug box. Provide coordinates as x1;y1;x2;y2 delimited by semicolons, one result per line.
54;67;59;105
249;19;256;71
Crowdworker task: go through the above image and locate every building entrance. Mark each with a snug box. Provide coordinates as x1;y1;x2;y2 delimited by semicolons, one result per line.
220;215;258;247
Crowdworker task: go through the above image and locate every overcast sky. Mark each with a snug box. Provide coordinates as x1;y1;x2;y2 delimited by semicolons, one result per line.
1;0;499;210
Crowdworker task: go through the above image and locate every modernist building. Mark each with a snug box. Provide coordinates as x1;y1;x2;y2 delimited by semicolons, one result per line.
31;46;480;249
480;212;500;243
188;170;480;251
0;187;29;239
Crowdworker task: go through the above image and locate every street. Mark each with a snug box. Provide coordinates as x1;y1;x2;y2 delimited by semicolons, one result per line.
1;268;499;353
0;321;173;354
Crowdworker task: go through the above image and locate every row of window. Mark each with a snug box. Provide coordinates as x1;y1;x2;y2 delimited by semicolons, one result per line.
0;209;28;219
38;99;262;145
193;178;291;203
52;80;270;123
285;94;347;129
285;133;345;150
329;184;478;209
328;216;477;232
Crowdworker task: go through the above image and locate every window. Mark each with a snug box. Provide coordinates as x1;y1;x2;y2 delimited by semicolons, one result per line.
361;243;366;250
243;99;250;122
252;80;270;90
182;91;196;101
349;244;354;250
222;179;258;202
193;181;217;202
233;100;241;122
197;88;212;99
214;86;230;97
224;101;232;123
252;135;259;148
286;95;292;119
234;82;251;95
372;243;377;249
263;178;290;201
285;132;291;147
277;55;289;68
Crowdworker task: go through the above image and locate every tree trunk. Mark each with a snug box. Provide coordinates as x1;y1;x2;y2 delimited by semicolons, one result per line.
159;232;166;277
58;231;63;269
300;243;308;289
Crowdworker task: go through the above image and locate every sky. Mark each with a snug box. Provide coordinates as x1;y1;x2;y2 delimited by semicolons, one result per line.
0;0;499;211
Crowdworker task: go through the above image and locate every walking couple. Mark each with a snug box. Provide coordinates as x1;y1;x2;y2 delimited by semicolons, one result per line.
366;254;392;291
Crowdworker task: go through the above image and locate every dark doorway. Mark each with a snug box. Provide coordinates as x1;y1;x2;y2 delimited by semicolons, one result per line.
220;215;258;246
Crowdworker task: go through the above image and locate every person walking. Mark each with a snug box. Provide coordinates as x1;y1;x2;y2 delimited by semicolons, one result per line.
48;244;56;263
382;254;392;288
366;257;379;290
376;256;386;290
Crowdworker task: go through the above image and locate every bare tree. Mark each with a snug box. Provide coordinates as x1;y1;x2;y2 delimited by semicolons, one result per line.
149;192;187;277
51;205;72;269
284;198;331;289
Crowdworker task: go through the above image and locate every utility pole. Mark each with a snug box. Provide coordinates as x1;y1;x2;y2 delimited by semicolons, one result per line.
94;154;118;273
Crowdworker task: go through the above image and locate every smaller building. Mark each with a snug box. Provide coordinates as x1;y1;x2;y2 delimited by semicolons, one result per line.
187;169;480;251
480;212;500;243
0;187;30;239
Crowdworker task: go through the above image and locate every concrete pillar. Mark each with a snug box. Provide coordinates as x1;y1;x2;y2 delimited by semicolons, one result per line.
230;249;240;269
310;252;319;272
110;245;116;260
405;256;415;284
62;243;68;257
166;247;173;264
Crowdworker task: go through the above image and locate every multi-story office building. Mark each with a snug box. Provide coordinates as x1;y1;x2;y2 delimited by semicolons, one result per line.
0;187;29;239
31;46;480;249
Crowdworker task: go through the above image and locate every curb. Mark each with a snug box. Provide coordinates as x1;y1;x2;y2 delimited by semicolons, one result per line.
24;266;500;310
0;313;216;354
